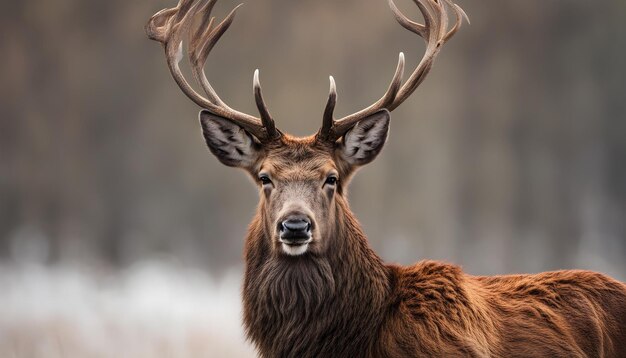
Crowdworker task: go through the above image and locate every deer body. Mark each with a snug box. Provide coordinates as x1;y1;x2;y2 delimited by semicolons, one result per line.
147;0;626;356
238;137;626;358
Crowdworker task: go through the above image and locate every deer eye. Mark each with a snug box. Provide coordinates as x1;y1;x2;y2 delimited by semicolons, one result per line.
324;176;338;186
259;175;272;186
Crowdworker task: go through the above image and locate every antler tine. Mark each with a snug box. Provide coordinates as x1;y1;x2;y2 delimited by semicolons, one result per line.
189;3;242;107
435;0;449;42
318;76;337;141
389;0;426;37
146;0;279;141
327;53;406;138
188;0;216;69
388;0;442;110
194;0;217;39
317;0;466;142
379;52;406;111
390;0;468;109
254;70;277;138
443;0;469;42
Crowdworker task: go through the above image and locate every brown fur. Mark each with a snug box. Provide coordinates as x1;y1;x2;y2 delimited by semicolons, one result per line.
240;135;626;358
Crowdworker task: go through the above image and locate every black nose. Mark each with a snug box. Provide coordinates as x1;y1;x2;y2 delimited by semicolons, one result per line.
283;219;310;232
280;216;312;241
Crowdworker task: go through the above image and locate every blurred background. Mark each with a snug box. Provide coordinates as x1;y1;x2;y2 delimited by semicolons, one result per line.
1;0;625;356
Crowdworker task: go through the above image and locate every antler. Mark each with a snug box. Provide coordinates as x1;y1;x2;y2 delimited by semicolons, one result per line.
146;0;279;141
317;0;468;142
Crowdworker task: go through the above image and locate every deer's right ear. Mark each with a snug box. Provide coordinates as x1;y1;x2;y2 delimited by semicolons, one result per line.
199;110;261;168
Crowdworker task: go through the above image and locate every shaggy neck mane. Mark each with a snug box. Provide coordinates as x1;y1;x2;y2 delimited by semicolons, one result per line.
243;197;391;357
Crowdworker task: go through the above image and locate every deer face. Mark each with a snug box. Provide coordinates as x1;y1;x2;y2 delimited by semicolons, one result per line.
200;110;390;256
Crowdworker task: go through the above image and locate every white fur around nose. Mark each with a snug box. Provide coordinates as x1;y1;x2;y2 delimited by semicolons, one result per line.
282;243;309;256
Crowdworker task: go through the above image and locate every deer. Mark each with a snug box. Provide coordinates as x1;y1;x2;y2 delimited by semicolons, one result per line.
146;0;626;356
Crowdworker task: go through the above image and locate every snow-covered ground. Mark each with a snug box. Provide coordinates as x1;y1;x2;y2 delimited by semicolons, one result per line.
0;261;256;357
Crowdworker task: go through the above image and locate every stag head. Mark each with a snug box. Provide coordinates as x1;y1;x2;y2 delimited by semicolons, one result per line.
147;0;467;256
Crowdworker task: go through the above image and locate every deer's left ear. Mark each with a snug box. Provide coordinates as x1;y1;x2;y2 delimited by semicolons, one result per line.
338;109;390;166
